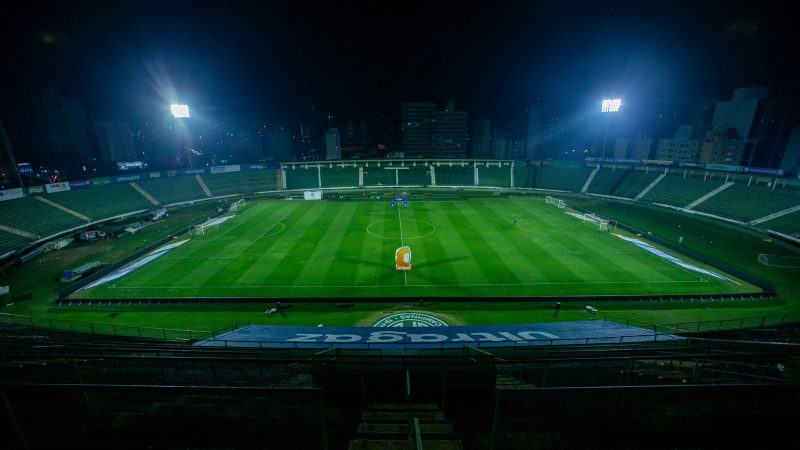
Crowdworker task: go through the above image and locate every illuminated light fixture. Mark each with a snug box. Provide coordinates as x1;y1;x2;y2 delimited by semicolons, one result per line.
601;98;621;113
170;104;190;118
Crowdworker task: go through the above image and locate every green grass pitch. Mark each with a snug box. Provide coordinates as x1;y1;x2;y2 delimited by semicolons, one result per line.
73;197;757;300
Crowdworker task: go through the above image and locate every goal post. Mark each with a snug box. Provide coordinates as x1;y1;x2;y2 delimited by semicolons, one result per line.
545;196;567;209
229;199;246;212
758;254;800;268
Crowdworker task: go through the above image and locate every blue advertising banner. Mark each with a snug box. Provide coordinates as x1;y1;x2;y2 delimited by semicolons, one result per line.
195;320;680;349
743;166;784;176
69;180;91;190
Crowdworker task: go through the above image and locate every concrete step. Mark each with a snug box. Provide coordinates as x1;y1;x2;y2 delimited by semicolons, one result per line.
348;439;463;450
362;411;445;421
357;422;454;434
369;403;439;411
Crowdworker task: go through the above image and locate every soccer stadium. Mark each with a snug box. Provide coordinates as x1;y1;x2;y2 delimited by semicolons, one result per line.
2;159;800;449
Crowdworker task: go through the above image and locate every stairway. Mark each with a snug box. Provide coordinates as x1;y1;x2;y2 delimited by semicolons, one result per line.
348;402;462;450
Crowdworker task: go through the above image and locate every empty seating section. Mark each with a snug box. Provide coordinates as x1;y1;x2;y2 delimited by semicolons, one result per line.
642;174;724;207
362;166;396;186
397;166;430;185
514;164;535;188
0;197;86;240
586;167;629;195
202;170;277;196
694;184;800;223
47;184;152;220
0;230;30;254
536;163;592;191
479;165;511;187
320;166;359;187
760;210;800;237
436;164;473;185
136;176;207;205
612;169;662;198
284;167;319;189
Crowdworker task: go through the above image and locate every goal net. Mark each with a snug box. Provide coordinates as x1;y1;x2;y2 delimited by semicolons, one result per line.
545;196;566;209
758;254;800;269
582;212;610;231
229;199;246;212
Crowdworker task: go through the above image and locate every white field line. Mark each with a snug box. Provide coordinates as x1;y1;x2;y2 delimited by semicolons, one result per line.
397;205;408;286
110;278;712;290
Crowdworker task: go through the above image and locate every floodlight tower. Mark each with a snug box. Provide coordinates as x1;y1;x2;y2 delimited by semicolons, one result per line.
600;98;621;160
170;104;191;168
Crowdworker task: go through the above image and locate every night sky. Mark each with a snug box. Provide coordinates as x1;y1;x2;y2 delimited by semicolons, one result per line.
0;0;795;124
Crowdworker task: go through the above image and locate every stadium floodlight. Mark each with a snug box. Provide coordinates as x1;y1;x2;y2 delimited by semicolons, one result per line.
601;98;621;113
170;104;190;118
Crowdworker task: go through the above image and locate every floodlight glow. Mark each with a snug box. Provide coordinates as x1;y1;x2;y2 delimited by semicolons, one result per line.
601;98;621;113
170;104;190;118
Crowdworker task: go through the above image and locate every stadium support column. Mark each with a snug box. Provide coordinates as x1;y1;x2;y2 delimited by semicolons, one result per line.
358;166;364;187
430;165;436;186
474;162;480;186
510;161;515;188
317;164;322;189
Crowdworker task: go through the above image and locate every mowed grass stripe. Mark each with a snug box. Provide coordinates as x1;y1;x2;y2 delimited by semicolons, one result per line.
499;200;701;283
473;200;587;283
403;202;460;287
235;202;328;286
461;200;564;282
320;203;382;288
420;201;491;286
446;201;522;286
292;202;359;286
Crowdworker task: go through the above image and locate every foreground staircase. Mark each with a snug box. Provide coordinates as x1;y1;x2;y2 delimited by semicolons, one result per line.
349;402;462;450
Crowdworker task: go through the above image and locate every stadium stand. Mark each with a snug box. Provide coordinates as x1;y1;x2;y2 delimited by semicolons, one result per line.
611;167;663;198
46;183;153;220
478;163;512;187
361;165;396;186
514;162;536;188
397;165;431;185
536;161;593;191
693;183;800;223
135;176;209;205
0;196;86;240
0;229;30;255
641;173;725;207
435;163;473;185
202;170;278;196
759;209;800;237
320;165;359;188
284;166;320;189
586;166;630;195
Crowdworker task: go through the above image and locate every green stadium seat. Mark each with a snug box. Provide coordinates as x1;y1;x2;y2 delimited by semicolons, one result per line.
202;170;278;196
46;184;152;220
641;174;724;207
135;176;208;204
693;184;800;223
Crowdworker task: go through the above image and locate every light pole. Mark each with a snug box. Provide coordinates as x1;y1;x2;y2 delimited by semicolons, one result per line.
170;104;190;168
601;98;621;159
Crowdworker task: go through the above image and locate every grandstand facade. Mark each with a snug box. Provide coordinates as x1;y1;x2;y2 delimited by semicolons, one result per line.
2;159;800;261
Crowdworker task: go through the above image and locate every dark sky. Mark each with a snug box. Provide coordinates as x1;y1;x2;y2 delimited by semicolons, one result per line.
0;0;795;124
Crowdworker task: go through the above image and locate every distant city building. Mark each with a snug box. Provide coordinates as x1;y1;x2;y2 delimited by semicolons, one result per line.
430;101;468;157
400;102;436;156
33;90;92;162
325;127;341;160
401;101;467;157
611;133;653;160
526;105;553;159
690;98;717;139
699;130;746;165
470;116;492;158
95;121;137;163
656;125;701;163
711;87;769;140
267;127;293;161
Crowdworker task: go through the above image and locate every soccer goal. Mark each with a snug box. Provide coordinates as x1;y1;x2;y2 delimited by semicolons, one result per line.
758;254;800;269
193;220;221;236
545;195;567;209
229;199;246;212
